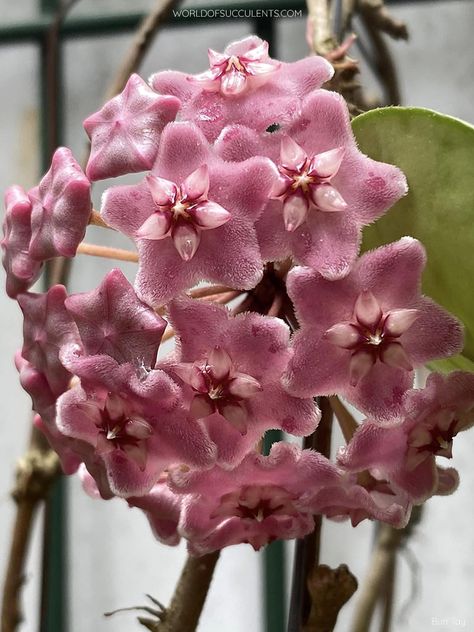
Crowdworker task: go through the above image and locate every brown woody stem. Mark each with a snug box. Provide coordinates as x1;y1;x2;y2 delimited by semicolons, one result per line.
1;431;61;632
350;525;403;632
152;553;220;632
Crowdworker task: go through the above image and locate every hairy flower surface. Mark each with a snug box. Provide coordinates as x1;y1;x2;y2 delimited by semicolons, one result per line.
164;296;319;465
28;148;91;260
216;90;407;278
2;186;42;297
18;285;80;395
64;268;166;368
57;350;216;498
84;74;181;181
169;443;334;554
102;122;277;306
284;238;464;418
150;36;333;142
338;372;474;503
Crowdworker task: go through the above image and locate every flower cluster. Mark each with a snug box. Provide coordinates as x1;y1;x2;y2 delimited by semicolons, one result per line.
3;36;472;555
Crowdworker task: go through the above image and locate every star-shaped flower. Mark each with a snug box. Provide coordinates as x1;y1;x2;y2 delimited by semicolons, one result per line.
84;74;181;181
29;148;91;260
101;122;278;306
168;443;333;554
136;165;231;261
190;39;279;96
163;296;319;466
64;269;166;368
17;285;80;395
56;349;216;498
284;238;464;419
338;371;474;503
2;186;43;298
215;90;408;279
149;36;333;142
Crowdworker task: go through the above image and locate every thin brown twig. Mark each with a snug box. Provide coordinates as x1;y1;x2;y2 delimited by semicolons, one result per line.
329;395;358;443
104;0;182;102
357;0;408;41
149;552;220;632
188;285;234;299
76;242;139;263
307;0;337;56
350;525;404;632
88;209;112;229
359;10;401;105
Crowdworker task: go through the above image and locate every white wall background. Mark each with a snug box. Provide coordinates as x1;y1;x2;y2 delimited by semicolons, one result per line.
1;2;473;631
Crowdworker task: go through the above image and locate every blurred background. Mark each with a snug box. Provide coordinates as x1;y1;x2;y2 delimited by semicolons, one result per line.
1;1;473;631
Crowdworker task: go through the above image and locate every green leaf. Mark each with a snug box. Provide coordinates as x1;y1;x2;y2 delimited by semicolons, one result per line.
352;107;474;371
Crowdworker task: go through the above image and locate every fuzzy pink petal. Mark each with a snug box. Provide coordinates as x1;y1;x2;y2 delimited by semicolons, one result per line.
357;238;426;308
64;268;166;367
292;210;361;279
29;148;91;260
152;122;212;184
337;421;406;473
284;328;349;398
401;297;464;365
18;285;79;395
2;186;42;297
84;74;180;180
167;296;230;361
101;179;153;237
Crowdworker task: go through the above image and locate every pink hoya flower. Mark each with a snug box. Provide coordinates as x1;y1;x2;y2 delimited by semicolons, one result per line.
84;74;181;181
215;90;407;278
284;238;464;419
150;36;333;142
168;443;335;554
17;285;80;396
64;269;166;369
303;475;411;528
2;186;42;297
164;296;319;465
29;147;91;260
189;39;279;96
101;122;278;306
338;372;474;503
15;352;82;475
56;349;216;498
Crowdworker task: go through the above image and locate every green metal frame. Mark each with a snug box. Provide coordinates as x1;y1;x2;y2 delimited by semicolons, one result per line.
0;1;446;630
